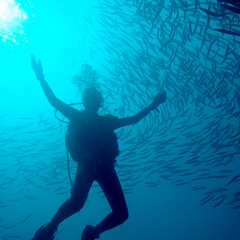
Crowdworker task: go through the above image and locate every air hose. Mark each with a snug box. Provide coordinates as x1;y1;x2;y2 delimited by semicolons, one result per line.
54;103;83;190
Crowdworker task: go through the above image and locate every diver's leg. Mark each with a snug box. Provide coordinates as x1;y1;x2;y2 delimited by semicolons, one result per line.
32;163;94;240
83;164;128;238
50;163;94;226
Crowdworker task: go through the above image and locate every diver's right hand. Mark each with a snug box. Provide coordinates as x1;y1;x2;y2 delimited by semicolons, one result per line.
31;54;44;81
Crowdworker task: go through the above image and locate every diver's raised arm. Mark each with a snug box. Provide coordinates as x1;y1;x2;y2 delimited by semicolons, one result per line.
113;91;167;129
31;54;76;119
31;54;58;107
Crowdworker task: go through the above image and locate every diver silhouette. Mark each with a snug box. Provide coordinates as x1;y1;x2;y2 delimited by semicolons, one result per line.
30;54;167;240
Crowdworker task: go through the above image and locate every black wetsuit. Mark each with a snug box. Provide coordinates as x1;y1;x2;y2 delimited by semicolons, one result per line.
39;80;154;236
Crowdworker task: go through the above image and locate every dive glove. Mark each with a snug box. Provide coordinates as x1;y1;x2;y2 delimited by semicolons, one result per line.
31;54;44;81
150;91;166;111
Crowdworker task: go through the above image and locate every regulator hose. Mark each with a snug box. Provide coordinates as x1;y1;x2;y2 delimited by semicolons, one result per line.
54;103;83;190
54;102;83;123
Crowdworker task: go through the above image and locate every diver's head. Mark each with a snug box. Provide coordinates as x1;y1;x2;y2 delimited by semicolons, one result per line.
82;87;103;112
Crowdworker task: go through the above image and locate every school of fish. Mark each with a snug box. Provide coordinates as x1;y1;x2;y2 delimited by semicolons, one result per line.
1;0;240;239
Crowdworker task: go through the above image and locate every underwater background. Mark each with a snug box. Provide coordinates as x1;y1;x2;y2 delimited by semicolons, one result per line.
1;0;240;239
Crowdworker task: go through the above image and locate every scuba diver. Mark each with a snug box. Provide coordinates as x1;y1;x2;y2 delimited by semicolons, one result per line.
30;54;167;240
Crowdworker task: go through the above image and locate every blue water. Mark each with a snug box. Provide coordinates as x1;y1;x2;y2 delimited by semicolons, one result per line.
1;0;240;239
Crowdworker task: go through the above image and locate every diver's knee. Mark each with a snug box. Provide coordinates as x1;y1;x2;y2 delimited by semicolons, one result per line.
122;209;129;222
67;198;84;213
116;208;128;223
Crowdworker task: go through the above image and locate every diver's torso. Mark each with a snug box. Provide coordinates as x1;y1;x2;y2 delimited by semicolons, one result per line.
66;110;119;164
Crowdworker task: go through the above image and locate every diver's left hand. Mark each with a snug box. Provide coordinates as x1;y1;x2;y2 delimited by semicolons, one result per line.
150;91;167;111
31;54;44;80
